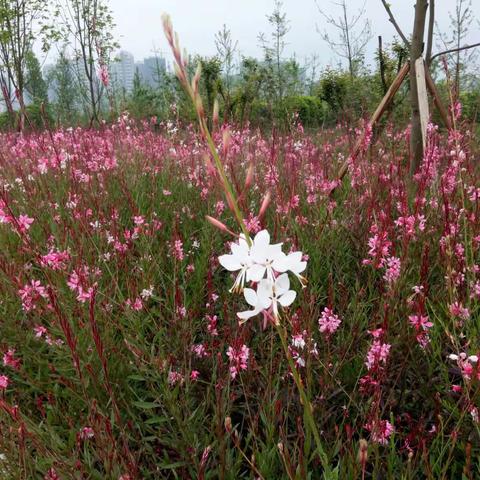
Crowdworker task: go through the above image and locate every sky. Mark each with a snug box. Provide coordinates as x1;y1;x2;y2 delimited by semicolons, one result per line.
108;0;480;69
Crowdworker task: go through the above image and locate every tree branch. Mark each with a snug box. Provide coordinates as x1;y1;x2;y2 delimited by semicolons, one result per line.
380;0;410;48
430;41;480;63
425;0;435;66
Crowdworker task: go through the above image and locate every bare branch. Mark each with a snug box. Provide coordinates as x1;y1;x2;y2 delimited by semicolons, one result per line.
430;41;480;63
380;0;410;48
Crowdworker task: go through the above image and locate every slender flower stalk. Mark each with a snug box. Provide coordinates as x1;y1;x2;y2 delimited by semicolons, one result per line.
162;14;251;244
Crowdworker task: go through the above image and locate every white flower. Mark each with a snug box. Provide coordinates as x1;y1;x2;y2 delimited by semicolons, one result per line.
237;273;296;323
448;353;478;362
237;280;272;323
248;230;285;282
218;234;253;292
271;251;307;286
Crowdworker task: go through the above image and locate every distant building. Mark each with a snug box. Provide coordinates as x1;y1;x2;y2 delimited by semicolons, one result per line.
135;56;167;88
111;50;135;92
110;51;167;92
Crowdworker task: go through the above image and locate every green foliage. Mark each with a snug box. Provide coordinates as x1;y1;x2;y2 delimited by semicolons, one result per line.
460;88;480;122
283;95;328;127
47;49;80;125
25;50;49;105
25;102;53;129
126;69;160;119
317;69;350;116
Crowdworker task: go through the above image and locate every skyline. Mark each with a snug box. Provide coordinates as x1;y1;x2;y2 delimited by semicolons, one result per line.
108;0;480;69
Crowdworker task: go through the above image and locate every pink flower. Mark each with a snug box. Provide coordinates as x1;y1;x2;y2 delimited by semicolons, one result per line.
17;214;34;233
80;426;94;440
449;302;470;320
366;341;391;370
44;468;60;480
206;315;218;336
98;64;110;87
18;280;49;312
226;344;250;379
244;213;261;234
190;370;200;381
408;314;433;331
34;325;47;338
0;375;10;389
40;250;70;270
383;256;401;284
366;419;394;445
3;348;21;370
168;370;184;386
172;239;184;261
126;297;143;311
192;343;208;358
318;307;342;336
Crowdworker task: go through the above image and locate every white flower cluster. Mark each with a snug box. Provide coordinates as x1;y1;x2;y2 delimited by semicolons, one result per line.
219;230;306;323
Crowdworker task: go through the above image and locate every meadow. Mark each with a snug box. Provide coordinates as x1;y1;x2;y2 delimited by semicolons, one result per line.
0;103;479;479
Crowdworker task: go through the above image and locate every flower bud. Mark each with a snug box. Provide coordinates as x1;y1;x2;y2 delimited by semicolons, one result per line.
224;416;232;432
244;163;254;190
357;438;368;465
258;191;271;219
213;99;219;127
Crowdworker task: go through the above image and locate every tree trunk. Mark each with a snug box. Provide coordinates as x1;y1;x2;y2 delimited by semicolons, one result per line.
409;0;428;175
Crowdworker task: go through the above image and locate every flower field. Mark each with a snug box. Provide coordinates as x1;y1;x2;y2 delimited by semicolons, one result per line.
0;113;479;478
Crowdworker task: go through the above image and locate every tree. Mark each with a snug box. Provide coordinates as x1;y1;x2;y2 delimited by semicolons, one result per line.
128;68;158;119
436;0;478;92
0;0;47;129
197;56;222;129
51;0;117;125
258;0;290;103
25;49;48;105
47;49;79;125
215;24;238;121
315;0;372;78
234;57;266;126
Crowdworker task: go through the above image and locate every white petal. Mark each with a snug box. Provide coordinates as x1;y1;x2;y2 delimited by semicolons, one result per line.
448;354;459;361
275;274;290;295
237;308;260;321
293;261;307;274
231;241;249;258
260;296;272;310
251;231;272;263
219;254;242;271
254;230;270;248
257;278;273;297
243;288;258;307
278;290;296;307
272;252;289;272
238;234;250;249
247;264;266;282
287;252;307;273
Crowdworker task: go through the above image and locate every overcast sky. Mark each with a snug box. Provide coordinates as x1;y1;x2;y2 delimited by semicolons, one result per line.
109;0;480;68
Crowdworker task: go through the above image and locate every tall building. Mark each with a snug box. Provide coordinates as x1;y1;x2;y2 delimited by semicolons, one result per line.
111;50;135;93
135;56;167;88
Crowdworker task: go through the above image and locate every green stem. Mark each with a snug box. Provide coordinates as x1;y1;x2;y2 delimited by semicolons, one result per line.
275;322;331;475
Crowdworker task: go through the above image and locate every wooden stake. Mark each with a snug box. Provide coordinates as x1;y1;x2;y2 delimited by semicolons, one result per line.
415;57;429;150
337;62;410;182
